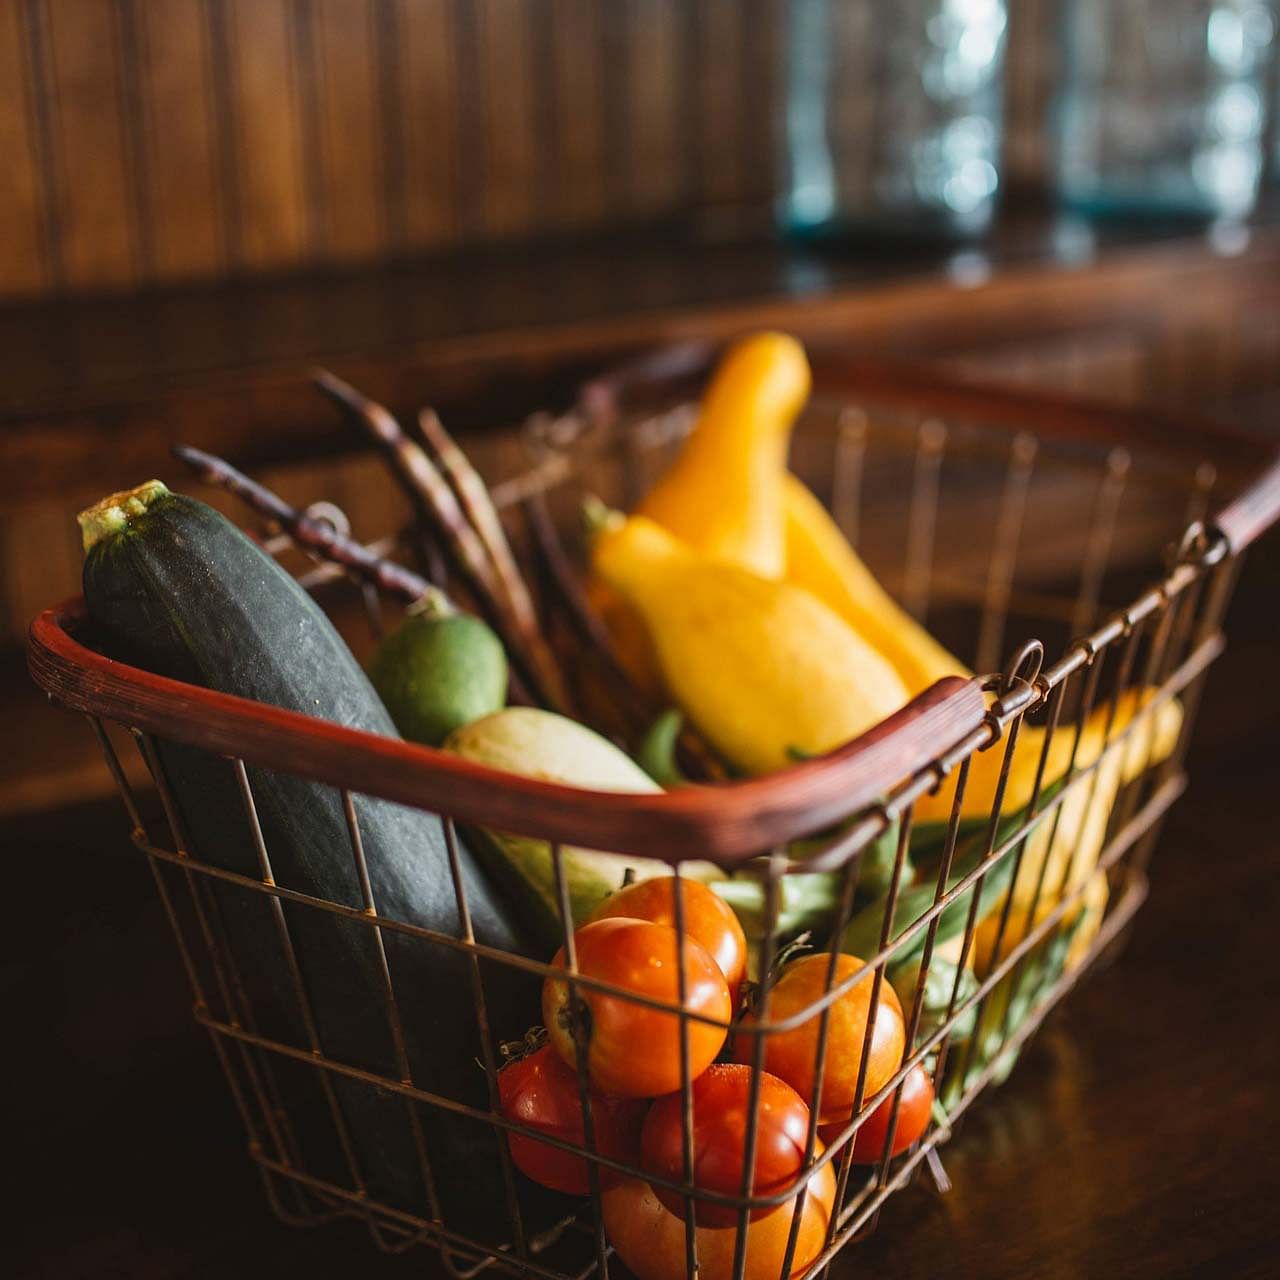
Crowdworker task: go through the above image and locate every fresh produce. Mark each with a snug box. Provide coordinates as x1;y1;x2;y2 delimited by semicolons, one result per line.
588;878;748;995
444;707;719;947
887;942;979;1046
498;1043;645;1195
77;481;533;1233
636;332;810;578
367;587;507;745
818;1061;935;1163
591;514;911;775
640;1064;811;1224
543;918;732;1097
783;473;970;694
915;687;1183;826
733;954;905;1122
602;1159;835;1280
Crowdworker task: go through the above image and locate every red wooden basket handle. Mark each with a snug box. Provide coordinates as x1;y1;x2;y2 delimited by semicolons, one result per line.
28;598;987;867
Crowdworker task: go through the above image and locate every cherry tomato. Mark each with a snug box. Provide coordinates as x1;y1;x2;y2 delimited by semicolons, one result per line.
817;1062;934;1163
543;918;732;1098
640;1064;811;1225
733;954;904;1123
588;878;748;994
602;1156;835;1280
498;1044;646;1195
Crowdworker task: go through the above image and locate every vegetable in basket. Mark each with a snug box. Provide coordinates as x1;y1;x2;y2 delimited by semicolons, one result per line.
77;481;538;1235
367;586;507;745
590;512;910;775
542;917;732;1097
732;953;905;1122
443;706;720;948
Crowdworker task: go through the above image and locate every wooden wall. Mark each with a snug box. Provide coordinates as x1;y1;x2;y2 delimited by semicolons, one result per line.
0;0;1061;300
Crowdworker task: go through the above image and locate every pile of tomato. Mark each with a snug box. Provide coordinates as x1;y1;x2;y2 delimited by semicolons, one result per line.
497;879;936;1280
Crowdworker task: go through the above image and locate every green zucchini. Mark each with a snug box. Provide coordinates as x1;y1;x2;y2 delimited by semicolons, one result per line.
79;482;540;1235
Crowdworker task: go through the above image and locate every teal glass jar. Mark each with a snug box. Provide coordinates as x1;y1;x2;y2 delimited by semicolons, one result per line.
1055;0;1276;222
781;0;1009;241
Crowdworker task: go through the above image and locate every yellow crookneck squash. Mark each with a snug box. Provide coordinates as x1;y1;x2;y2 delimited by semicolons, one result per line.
590;515;911;776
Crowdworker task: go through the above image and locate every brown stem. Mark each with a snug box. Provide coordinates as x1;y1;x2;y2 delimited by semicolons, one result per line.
414;406;566;706
309;369;568;713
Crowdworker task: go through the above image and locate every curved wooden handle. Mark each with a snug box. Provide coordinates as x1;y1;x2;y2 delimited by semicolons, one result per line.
28;599;986;867
1213;454;1280;554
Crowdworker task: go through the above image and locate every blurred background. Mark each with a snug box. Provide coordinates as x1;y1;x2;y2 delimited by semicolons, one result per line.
6;4;1280;1279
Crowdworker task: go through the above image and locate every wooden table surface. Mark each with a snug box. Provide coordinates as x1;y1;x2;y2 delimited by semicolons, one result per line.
8;531;1280;1280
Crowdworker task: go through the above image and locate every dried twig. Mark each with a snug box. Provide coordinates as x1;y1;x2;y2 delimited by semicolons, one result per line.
173;445;431;602
171;444;538;707
310;369;569;713
416;406;565;708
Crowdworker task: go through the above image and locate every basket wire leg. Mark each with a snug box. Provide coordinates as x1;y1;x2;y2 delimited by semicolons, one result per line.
441;815;529;1265
776;852;863;1280
550;842;611;1280
932;705;1029;1100
1069;447;1130;637
831;406;868;548
89;717;273;1161
668;864;702;1280
902;418;946;623
819;806;918;1257
926;755;975;1101
975;432;1037;675
225;761;386;1239
133;733;312;1200
990;676;1071;1045
731;857;784;1280
338;788;447;1254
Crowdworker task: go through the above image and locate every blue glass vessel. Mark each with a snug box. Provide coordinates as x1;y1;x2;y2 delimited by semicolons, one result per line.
1055;0;1275;222
781;0;1009;241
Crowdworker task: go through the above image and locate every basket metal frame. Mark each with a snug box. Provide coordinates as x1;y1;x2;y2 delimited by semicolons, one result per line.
27;358;1280;1280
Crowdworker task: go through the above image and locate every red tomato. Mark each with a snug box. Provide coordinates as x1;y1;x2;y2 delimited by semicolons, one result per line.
498;1044;645;1194
602;1156;835;1280
732;954;904;1123
817;1062;934;1163
588;878;748;994
640;1064;811;1225
543;918;732;1098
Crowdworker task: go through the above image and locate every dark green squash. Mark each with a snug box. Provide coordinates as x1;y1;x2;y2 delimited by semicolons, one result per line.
79;481;540;1238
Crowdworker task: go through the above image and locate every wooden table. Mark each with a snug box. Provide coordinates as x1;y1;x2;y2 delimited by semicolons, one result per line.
7;522;1279;1280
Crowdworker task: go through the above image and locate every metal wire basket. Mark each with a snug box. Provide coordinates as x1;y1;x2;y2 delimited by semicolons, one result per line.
27;349;1280;1280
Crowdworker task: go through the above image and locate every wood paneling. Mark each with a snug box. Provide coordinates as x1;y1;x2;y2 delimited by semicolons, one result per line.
0;5;49;294
0;1;1066;300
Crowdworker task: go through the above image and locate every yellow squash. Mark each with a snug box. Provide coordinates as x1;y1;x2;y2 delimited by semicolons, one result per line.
636;331;811;577
591;515;911;775
783;473;970;693
914;686;1183;826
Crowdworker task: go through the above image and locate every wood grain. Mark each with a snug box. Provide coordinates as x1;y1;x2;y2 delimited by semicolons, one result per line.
224;0;309;270
136;0;223;281
0;2;49;294
548;0;608;229
44;0;137;289
312;0;382;262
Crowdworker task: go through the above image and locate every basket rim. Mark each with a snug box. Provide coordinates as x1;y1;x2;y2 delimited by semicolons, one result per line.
28;596;986;865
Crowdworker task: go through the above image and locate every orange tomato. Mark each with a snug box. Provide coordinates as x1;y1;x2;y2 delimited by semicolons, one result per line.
588;878;748;994
733;954;904;1123
817;1062;934;1164
601;1154;835;1280
543;918;732;1098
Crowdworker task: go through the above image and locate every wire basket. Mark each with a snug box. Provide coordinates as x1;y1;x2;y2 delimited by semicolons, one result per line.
27;349;1280;1280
